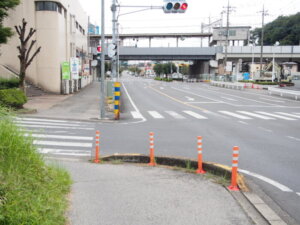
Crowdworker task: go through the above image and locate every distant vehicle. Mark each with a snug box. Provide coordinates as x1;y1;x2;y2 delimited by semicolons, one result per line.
171;73;183;79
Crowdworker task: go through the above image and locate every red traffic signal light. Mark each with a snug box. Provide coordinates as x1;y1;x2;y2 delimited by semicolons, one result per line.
97;46;101;53
181;3;188;10
163;1;188;13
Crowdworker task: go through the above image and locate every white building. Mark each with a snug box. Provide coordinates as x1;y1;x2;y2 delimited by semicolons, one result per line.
0;0;92;93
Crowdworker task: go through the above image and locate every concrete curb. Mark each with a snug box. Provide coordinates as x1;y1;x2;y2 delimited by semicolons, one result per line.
101;153;288;225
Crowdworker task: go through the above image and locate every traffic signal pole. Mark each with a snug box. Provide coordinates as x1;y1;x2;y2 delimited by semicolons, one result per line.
111;0;117;81
100;0;106;119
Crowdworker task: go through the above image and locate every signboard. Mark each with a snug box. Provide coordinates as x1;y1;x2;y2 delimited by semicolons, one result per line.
209;60;218;68
226;61;233;72
61;62;71;80
83;64;90;76
70;57;79;79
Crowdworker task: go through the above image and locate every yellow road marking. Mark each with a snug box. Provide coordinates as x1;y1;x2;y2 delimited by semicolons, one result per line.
149;85;209;112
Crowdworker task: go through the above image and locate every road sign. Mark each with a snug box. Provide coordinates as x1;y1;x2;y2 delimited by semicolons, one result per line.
108;43;117;58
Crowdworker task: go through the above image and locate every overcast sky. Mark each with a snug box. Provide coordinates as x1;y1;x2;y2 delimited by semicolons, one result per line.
78;0;299;47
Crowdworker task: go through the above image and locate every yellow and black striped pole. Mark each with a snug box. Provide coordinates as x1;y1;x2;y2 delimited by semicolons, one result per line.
114;82;121;120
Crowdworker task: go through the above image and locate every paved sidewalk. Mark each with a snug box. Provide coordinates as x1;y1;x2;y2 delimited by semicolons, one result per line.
54;160;254;225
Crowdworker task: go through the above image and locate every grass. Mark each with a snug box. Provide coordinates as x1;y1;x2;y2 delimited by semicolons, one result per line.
0;106;72;225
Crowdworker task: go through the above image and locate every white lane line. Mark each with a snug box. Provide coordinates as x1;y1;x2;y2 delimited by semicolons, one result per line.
16;121;83;127
237;111;275;120
221;97;238;101
38;148;90;154
183;111;207;119
122;82;146;122
287;136;300;142
258;127;273;133
239;169;293;192
219;111;252;120
255;111;297;121
185;96;195;101
171;87;222;103
34;140;92;147
148;111;164;119
238;121;248;125
18;124;94;130
131;111;144;119
276;112;300;119
259;97;285;103
24;133;93;141
165;111;186;119
186;102;222;104
15;117;85;124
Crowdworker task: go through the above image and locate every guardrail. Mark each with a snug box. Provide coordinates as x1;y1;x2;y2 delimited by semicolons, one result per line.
268;87;300;100
210;81;244;90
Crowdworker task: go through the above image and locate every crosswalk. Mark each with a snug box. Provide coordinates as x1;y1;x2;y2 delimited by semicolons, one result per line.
15;117;95;157
130;110;300;121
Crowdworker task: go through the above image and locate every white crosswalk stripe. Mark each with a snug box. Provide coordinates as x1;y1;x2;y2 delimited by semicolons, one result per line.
275;112;300;119
255;111;297;120
237;111;275;120
131;111;144;119
165;111;186;119
148;111;164;119
219;111;252;120
183;111;207;119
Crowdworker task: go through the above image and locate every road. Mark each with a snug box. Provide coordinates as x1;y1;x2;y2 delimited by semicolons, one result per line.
19;76;300;224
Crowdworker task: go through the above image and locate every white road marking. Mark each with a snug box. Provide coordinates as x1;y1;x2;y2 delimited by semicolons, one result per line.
160;87;164;90
16;121;83;127
17;124;94;130
122;82;146;122
38;148;90;154
15;117;85;124
219;111;252;120
183;111;207;119
287;136;300;142
187;102;222;104
259;97;285;103
148;111;164;119
276;112;300;118
258;127;273;133
221;97;238;101
238;121;248;125
297;193;300;197
24;133;93;141
34;140;92;147
185;96;195;101
131;111;144;119
237;111;275;120
255;111;297;120
165;111;186;119
239;169;293;192
171;87;222;103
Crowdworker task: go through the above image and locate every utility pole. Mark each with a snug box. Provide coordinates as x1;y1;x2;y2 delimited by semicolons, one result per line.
259;5;268;78
100;0;106;119
111;0;117;81
223;1;234;78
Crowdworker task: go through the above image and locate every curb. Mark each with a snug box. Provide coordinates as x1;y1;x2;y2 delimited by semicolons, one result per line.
101;153;288;225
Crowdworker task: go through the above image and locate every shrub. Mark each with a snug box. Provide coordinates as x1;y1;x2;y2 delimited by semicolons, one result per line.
0;108;72;225
0;89;27;108
0;78;20;90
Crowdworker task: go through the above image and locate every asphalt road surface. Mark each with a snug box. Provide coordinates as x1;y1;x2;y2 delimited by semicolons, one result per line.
19;75;300;224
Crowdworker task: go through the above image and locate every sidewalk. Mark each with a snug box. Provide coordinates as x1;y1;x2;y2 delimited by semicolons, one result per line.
53;160;255;225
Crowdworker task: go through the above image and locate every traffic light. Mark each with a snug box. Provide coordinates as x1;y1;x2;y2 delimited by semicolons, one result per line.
96;45;101;59
163;0;188;13
108;43;117;59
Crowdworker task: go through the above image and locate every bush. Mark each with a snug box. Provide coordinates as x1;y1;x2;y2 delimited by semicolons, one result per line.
0;89;27;108
0;78;20;90
0;108;72;224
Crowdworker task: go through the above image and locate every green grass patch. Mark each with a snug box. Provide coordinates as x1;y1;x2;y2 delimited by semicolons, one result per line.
0;107;72;225
0;78;20;90
0;89;27;109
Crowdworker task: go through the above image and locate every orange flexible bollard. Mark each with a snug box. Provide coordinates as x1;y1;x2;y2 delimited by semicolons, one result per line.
94;131;101;163
196;136;206;174
148;132;156;166
228;146;240;191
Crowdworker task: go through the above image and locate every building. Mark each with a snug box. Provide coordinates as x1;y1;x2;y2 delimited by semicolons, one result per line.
0;0;92;93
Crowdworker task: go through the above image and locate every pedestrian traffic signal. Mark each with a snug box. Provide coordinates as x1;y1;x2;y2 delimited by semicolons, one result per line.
108;43;117;59
163;0;188;13
97;46;101;59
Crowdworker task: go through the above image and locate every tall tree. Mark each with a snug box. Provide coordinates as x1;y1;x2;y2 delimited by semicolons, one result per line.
251;12;300;46
0;0;20;44
15;19;41;93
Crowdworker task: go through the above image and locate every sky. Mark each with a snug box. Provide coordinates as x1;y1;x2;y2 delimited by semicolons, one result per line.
78;0;299;47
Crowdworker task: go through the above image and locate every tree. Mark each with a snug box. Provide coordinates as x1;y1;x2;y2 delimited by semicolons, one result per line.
251;12;300;46
0;0;20;44
15;19;41;93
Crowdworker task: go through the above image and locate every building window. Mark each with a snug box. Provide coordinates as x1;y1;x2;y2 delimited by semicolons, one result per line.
35;1;64;13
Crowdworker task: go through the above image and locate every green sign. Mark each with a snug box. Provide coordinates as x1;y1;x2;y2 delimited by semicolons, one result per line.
62;62;71;80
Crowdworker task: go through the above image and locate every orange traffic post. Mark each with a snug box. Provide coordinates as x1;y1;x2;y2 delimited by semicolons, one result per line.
196;136;206;174
94;131;101;163
148;132;156;166
228;146;240;191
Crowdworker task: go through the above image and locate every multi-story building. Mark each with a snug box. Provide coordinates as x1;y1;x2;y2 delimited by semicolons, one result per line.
0;0;92;93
